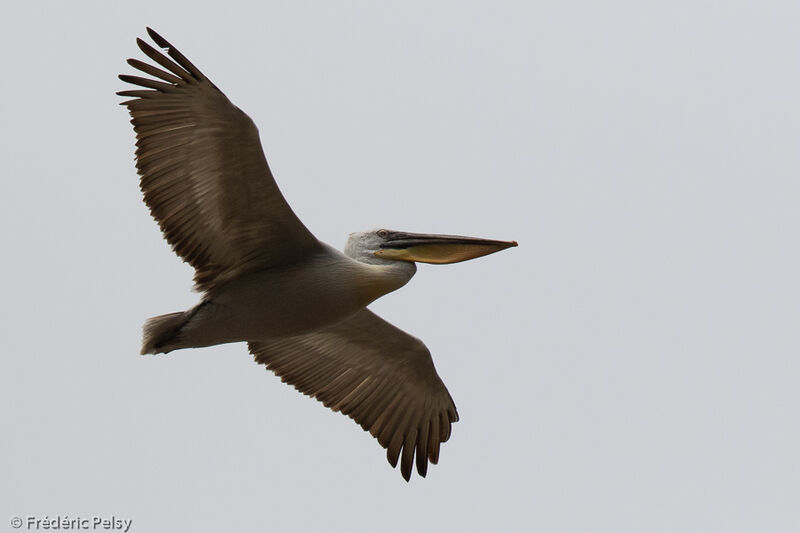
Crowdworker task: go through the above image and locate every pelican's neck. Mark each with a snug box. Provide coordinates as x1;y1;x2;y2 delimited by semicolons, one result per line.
353;260;417;305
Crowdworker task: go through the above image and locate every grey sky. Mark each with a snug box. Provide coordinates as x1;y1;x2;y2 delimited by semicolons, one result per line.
2;1;799;532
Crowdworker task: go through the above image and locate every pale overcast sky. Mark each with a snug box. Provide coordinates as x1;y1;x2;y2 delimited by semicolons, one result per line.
2;1;799;532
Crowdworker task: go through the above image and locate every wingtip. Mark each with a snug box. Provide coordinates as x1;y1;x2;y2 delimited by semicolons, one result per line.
135;37;151;54
147;27;169;49
386;446;400;468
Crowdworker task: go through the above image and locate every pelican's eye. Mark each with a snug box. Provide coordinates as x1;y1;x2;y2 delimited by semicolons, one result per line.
377;229;389;239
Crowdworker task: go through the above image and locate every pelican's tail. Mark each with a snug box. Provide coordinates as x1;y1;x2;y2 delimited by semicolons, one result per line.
141;312;187;354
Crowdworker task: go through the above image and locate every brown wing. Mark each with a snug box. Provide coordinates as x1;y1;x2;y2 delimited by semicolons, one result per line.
249;309;459;481
118;28;320;291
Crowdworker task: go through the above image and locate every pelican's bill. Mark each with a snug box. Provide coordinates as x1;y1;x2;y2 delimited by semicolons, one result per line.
375;231;518;264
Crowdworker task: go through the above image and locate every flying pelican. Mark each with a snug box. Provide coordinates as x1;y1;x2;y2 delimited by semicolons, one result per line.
119;28;517;481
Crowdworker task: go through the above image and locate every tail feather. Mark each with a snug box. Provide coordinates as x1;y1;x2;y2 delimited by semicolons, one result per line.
141;312;187;354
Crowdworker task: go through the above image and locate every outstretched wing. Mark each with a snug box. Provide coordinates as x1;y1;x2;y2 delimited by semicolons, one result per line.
119;28;320;291
249;309;459;481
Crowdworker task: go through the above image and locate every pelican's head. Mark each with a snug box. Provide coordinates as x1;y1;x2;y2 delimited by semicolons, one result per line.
346;229;517;265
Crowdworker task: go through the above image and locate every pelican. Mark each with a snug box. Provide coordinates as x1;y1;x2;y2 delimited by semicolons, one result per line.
119;28;517;481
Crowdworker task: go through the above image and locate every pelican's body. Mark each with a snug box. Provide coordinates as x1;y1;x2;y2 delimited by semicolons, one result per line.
157;242;416;351
119;29;516;481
